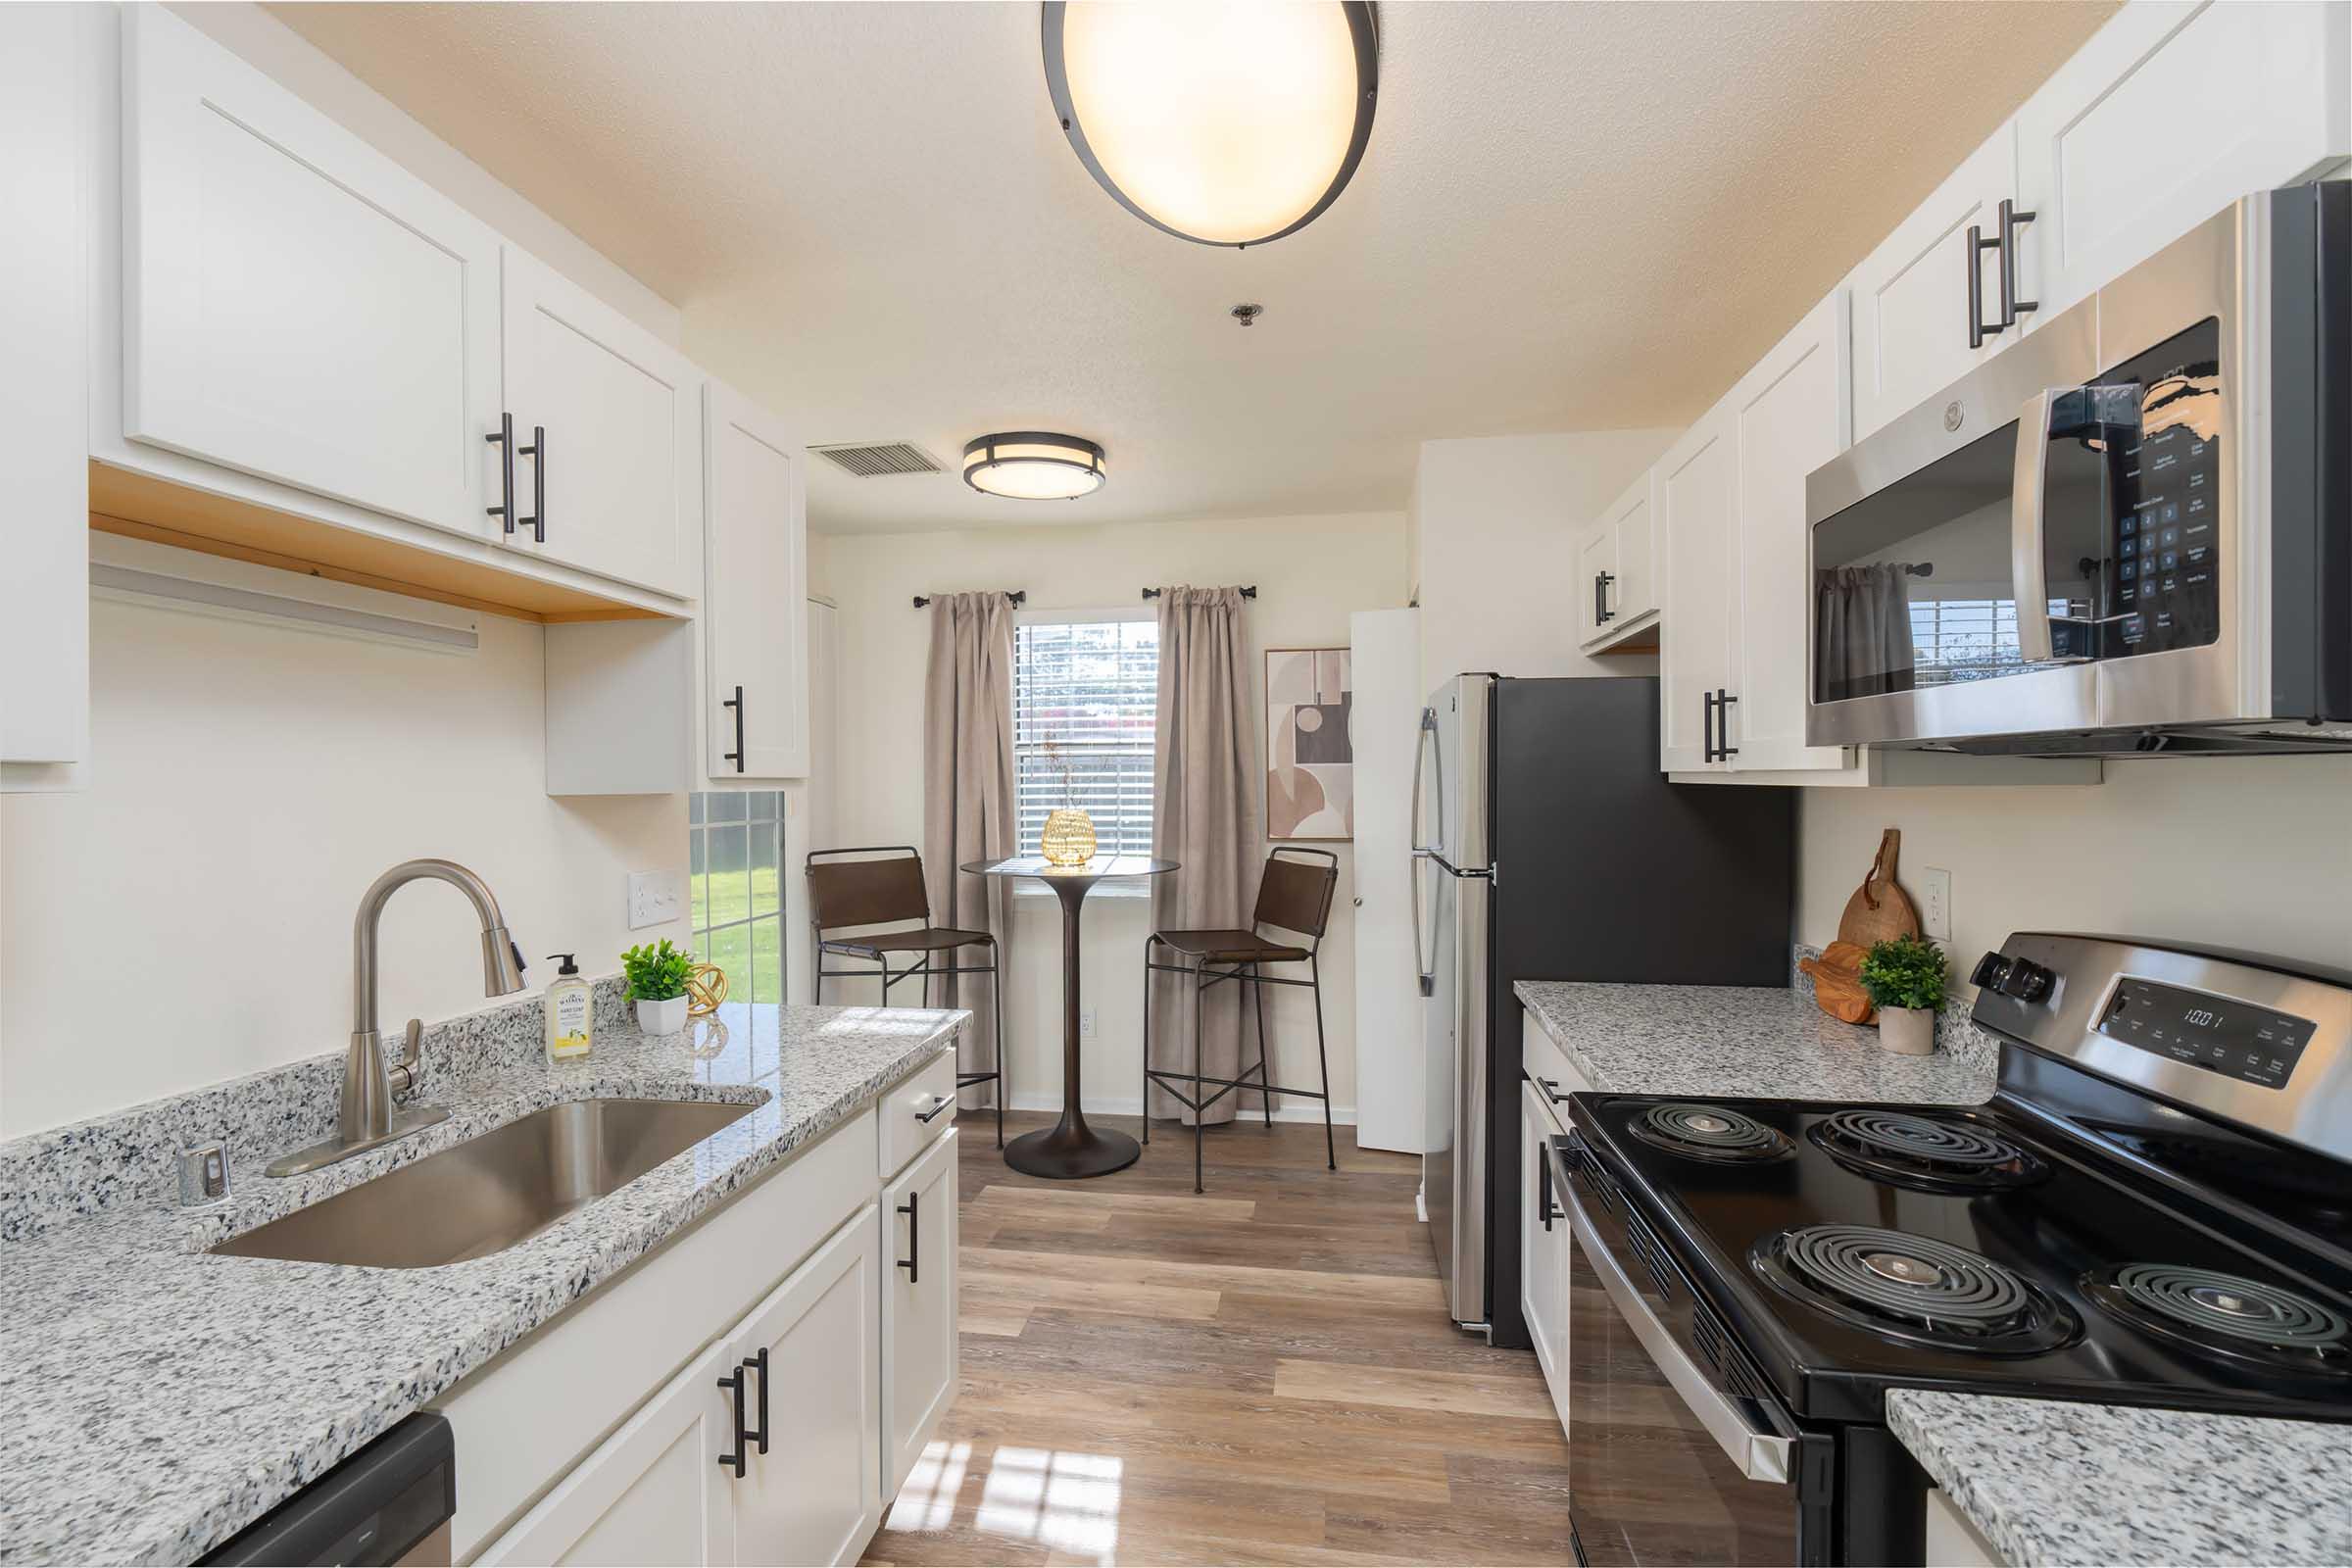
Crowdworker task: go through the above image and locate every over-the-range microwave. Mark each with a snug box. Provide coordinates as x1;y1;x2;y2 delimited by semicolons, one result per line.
1806;181;2348;757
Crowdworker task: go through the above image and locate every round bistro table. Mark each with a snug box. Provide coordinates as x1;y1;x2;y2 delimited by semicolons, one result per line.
961;854;1178;1178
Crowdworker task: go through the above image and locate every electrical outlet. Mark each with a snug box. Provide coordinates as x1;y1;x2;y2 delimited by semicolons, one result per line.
628;869;685;931
1080;1008;1097;1038
1919;865;1952;942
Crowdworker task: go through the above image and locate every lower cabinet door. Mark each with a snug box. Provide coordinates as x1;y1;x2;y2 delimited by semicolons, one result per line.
882;1129;960;1500
733;1207;885;1568
476;1338;737;1567
1517;1081;1567;1412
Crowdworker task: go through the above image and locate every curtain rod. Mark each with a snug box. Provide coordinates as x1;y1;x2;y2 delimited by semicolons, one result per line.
1141;586;1257;601
1899;563;1935;577
911;590;1027;609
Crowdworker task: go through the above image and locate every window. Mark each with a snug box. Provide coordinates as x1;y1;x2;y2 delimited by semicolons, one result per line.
1013;614;1158;863
1908;596;2073;686
690;791;786;1003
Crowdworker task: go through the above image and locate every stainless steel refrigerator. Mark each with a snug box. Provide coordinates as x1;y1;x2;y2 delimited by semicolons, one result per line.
1414;674;1793;1343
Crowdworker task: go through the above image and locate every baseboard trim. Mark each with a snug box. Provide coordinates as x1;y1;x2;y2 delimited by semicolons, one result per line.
1001;1091;1358;1127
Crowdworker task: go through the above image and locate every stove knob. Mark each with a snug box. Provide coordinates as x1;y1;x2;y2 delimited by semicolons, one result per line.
1970;952;2012;991
1999;957;2056;1003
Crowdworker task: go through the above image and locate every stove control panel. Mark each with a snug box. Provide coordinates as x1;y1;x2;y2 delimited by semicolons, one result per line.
2096;977;2319;1091
1973;953;2056;1004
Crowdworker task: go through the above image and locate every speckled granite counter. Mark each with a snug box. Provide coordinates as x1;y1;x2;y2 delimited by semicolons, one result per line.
1514;979;1998;1103
0;998;962;1566
1886;1389;2352;1566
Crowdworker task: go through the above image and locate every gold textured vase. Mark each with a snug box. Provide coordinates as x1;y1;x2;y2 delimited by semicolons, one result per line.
1040;808;1097;866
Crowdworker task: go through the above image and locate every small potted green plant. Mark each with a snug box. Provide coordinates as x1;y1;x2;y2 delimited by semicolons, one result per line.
1860;933;1947;1055
622;938;695;1036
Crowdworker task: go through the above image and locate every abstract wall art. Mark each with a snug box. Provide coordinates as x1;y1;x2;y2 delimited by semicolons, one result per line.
1265;647;1352;841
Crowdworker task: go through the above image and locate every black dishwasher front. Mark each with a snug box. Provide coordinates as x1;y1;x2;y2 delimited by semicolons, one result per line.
198;1412;455;1566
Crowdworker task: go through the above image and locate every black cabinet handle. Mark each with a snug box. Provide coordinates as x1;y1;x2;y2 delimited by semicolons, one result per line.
1995;198;2037;329
722;685;745;772
517;424;545;543
1967;199;2038;348
1716;689;1740;761
1537;1149;1562;1233
744;1347;769;1454
1702;689;1720;763
1536;1076;1569;1106
485;413;516;533
1594;570;1616;625
715;1361;748;1476
897;1190;920;1283
915;1094;954;1124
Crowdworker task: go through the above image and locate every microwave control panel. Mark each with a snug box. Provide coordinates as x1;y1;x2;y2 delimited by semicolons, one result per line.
2095;318;2224;658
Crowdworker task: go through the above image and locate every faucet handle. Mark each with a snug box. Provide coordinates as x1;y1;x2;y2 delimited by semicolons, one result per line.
390;1017;424;1098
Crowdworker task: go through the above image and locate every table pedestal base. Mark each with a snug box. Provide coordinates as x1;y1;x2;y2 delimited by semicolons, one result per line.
1004;1121;1141;1180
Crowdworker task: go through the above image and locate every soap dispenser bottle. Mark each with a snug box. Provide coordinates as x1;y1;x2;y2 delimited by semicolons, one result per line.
545;954;593;1063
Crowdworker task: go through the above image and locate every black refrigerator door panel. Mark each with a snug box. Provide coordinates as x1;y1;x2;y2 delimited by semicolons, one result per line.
1484;676;1793;1349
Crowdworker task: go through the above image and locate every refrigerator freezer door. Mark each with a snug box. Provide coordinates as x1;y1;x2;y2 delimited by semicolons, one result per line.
1424;860;1492;1328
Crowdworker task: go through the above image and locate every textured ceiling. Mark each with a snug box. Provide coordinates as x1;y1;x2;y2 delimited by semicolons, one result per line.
270;1;2118;535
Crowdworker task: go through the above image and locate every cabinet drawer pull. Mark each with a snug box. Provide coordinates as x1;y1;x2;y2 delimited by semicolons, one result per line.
744;1347;769;1455
485;413;516;533
1536;1076;1570;1107
1595;570;1616;624
715;1361;748;1476
1967;199;2038;348
897;1190;920;1284
915;1093;955;1124
722;685;745;772
517;424;545;544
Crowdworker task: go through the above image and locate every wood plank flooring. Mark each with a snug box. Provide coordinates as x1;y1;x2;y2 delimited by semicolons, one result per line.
861;1112;1573;1566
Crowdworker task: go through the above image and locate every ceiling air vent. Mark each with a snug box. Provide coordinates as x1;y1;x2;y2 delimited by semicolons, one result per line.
810;441;942;478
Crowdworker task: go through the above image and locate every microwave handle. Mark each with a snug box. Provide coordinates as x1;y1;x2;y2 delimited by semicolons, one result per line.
1558;1148;1794;1485
2011;388;2058;663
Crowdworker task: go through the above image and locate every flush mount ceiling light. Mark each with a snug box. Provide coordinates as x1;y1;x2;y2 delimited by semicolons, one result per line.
1042;1;1379;249
962;432;1107;500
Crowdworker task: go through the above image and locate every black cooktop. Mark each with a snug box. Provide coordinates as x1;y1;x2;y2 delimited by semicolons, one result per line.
1568;1092;2352;1425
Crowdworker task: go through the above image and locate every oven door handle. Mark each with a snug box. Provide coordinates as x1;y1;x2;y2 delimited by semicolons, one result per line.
1559;1164;1793;1486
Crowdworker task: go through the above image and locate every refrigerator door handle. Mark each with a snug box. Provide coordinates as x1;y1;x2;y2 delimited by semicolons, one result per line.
1409;706;1443;858
1411;852;1435;997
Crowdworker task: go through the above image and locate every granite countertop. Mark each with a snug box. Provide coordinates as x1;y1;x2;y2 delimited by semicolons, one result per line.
1887;1389;2352;1566
0;1000;963;1566
1513;978;1999;1103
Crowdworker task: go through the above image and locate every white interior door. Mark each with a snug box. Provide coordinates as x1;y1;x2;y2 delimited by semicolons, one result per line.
1732;292;1853;775
881;1132;959;1500
705;380;809;780
1846;126;2018;440
732;1208;882;1568
1656;413;1736;772
122;6;500;537
476;1339;736;1567
1349;609;1426;1154
501;246;698;597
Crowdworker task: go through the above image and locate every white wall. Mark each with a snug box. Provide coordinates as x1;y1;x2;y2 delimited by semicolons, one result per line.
815;512;1407;1122
1411;430;1678;690
0;599;686;1138
1800;757;2352;981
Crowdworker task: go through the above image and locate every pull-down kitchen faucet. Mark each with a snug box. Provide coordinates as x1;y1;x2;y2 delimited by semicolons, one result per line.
267;859;527;1177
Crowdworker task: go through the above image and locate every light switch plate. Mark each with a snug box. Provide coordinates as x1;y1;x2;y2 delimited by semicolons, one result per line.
628;869;685;931
1919;865;1952;942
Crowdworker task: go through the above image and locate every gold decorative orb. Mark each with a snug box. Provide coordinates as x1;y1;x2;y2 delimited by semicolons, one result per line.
686;962;729;1016
1040;808;1097;866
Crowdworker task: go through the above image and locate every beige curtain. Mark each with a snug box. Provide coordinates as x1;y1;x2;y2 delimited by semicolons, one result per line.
1147;585;1262;1125
922;592;1016;1108
1815;564;1917;701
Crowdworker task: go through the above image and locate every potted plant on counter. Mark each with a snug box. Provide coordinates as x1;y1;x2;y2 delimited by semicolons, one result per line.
622;938;694;1036
1860;933;1946;1056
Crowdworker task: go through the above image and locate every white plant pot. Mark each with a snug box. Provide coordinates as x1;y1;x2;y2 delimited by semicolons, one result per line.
1878;1004;1936;1056
635;995;689;1036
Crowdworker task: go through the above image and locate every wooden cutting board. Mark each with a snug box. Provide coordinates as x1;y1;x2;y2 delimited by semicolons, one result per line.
1838;828;1920;951
1799;941;1878;1024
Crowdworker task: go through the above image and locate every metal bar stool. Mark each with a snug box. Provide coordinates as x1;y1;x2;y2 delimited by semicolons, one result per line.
1141;847;1339;1193
808;846;1006;1148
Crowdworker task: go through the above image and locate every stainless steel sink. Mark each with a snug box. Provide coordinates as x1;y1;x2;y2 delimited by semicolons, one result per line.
213;1098;756;1269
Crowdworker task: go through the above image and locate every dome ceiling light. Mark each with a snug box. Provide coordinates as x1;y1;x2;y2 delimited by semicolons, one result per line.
1041;1;1379;249
962;432;1107;500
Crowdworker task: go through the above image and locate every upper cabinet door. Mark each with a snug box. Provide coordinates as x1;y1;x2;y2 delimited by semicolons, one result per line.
501;246;699;598
705;381;810;780
1656;411;1737;772
2017;0;2351;322
1575;523;1617;646
1613;473;1659;625
1730;292;1852;775
122;7;502;538
1846;127;2019;441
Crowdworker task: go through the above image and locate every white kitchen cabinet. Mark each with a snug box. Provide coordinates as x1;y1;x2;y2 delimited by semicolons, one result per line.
731;1209;886;1568
477;1338;737;1567
2015;0;2351;324
1656;409;1737;773
1847;126;2018;442
1;3;88;787
1517;1081;1567;1412
703;380;809;780
882;1131;960;1501
500;247;701;598
120;5;502;540
1577;469;1660;654
1925;1487;2006;1567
